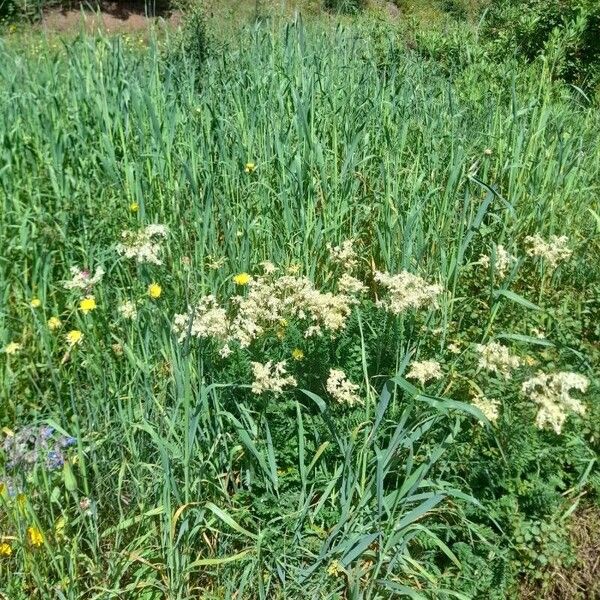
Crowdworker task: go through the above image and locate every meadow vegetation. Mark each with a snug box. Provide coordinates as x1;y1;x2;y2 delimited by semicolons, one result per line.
0;2;599;598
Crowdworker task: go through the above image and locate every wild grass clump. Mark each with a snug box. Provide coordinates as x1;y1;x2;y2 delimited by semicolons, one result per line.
0;18;598;599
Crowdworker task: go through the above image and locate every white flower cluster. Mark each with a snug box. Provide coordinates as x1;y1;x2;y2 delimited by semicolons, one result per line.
116;224;168;265
471;394;500;424
476;245;517;278
327;240;357;271
338;273;366;295
521;371;589;434
476;341;520;379
251;361;297;395
406;360;443;387
326;369;361;406
63;266;105;291
230;274;356;347
374;271;442;315
172;295;230;343
118;300;138;320
525;234;572;268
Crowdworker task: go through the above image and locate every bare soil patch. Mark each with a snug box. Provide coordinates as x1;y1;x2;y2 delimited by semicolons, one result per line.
40;1;181;34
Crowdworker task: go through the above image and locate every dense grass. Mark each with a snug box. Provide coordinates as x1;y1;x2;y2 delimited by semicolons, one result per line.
0;18;599;599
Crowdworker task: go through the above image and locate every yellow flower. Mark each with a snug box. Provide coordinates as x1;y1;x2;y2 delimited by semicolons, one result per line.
244;162;256;174
66;330;83;347
27;526;44;548
3;342;21;355
233;272;252;286
292;348;304;361
16;493;27;510
148;283;162;299
48;317;62;331
327;560;343;577
0;542;12;557
129;202;139;212
79;296;97;314
30;298;41;308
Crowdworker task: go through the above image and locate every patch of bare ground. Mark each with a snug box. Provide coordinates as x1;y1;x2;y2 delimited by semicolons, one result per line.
520;506;600;600
40;1;181;34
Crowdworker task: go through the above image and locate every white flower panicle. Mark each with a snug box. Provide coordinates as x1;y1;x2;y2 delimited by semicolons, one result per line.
118;300;138;320
230;274;354;347
260;261;277;275
471;394;500;424
172;295;230;343
521;371;589;434
326;369;362;406
476;341;520;379
251;361;297;395
374;271;442;315
63;266;105;291
338;273;366;295
406;360;443;386
525;234;572;268
477;245;517;278
327;240;357;271
116;224;168;265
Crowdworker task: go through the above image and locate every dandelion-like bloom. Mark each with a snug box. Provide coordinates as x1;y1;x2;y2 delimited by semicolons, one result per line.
525;234;572;268
66;330;83;347
63;266;104;291
0;542;12;556
129;202;139;212
251;361;297;395
522;371;589;434
327;240;357;272
244;162;256;174
476;341;520;379
47;317;61;331
27;526;44;547
291;348;304;361
116;224;168;265
118;301;137;320
233;273;252;286
476;245;517;278
471;394;500;424
326;369;361;406
30;298;41;308
374;271;442;315
79;296;97;314
3;342;21;355
148;283;162;299
406;360;443;386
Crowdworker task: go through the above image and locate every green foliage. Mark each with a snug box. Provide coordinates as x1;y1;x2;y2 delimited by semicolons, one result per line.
484;0;600;90
323;0;366;15
0;16;599;599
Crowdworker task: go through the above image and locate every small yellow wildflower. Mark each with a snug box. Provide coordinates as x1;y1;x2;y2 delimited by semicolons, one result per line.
129;202;139;212
292;348;304;361
0;542;12;557
148;283;162;299
327;560;343;577
79;296;97;314
30;298;41;308
3;342;21;355
244;162;256;174
27;526;44;548
48;317;62;331
16;493;27;510
66;330;83;347
233;273;252;286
